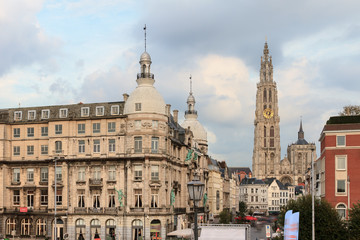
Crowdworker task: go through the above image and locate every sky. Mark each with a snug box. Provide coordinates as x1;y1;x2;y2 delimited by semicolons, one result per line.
1;0;360;168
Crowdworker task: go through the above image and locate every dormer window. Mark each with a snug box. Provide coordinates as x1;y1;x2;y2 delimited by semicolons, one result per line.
59;108;68;118
111;105;119;115
135;103;141;111
28;110;36;120
14;111;22;121
81;107;89;117
41;109;50;119
96;106;104;116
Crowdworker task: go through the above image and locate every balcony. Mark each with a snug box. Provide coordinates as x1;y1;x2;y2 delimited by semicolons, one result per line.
174;207;186;214
104;207;118;214
137;73;154;79
39;181;48;186
74;207;88;214
88;207;104;214
89;178;103;189
11;181;21;186
130;207;144;213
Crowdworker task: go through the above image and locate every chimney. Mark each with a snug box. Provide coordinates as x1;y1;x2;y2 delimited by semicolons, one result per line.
173;110;178;123
166;104;171;117
123;93;129;102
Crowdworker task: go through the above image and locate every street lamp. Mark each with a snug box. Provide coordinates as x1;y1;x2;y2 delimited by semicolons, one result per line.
54;157;57;240
187;173;205;240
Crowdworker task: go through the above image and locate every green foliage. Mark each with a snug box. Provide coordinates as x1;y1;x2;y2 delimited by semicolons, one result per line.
219;209;232;224
278;195;348;240
238;201;247;217
339;105;360;116
349;201;360;239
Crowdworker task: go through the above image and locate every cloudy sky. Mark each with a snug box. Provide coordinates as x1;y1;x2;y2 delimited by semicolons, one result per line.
1;0;360;167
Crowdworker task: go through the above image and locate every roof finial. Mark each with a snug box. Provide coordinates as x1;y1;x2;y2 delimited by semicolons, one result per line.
144;24;147;52
190;74;192;94
265;35;267;42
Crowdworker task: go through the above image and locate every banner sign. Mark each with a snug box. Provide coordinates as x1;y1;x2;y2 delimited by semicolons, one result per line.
284;210;300;240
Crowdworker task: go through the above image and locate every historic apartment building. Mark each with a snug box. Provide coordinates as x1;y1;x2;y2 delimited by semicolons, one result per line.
252;42;316;185
0;50;212;240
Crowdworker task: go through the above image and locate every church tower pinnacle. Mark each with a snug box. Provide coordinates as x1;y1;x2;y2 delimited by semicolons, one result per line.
252;42;281;180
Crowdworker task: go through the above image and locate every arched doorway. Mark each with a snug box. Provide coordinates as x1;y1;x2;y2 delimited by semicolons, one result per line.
90;219;101;240
132;219;143;240
106;219;116;240
280;176;292;185
53;218;64;240
150;220;161;240
75;219;85;240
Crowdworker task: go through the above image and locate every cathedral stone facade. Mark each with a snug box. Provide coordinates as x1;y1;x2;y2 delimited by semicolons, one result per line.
252;42;316;185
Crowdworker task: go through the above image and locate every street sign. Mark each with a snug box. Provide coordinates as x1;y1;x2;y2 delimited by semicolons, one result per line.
266;225;271;238
20;207;27;212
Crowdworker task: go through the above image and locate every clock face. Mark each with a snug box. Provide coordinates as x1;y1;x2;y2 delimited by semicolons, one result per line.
263;108;274;119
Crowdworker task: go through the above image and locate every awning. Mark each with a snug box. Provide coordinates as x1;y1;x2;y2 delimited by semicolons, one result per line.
167;228;192;238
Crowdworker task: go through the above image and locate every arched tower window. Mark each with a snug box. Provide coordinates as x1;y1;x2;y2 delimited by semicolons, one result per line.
264;127;266;147
142;64;146;74
263;89;267;102
270;126;274;147
269;89;272;102
336;203;347;219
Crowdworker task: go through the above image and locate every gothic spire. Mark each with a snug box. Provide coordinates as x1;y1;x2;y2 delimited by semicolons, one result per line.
298;118;304;140
260;41;273;83
185;75;197;118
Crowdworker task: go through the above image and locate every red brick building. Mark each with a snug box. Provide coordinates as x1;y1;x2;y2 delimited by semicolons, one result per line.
318;115;360;219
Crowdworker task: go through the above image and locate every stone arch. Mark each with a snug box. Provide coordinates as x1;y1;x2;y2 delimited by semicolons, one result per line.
280;175;292;185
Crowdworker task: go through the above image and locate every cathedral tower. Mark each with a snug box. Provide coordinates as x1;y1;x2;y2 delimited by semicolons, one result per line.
252;42;281;179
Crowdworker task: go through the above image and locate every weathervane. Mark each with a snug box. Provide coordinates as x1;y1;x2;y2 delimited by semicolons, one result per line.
144;24;147;52
190;74;192;94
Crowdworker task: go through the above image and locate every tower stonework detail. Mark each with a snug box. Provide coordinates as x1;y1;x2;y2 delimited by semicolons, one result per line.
252;42;281;180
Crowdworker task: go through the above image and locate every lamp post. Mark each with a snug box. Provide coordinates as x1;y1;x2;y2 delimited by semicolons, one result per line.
54;157;57;240
187;173;205;240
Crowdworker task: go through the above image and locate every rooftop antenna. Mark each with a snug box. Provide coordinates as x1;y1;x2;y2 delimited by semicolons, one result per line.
190;74;192;94
144;24;147;52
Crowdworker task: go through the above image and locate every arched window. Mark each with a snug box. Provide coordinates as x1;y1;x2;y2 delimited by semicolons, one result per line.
76;219;86;240
336;203;347;219
21;218;31;235
270;126;275;147
90;219;101;240
264;127;267;147
269;89;272;102
106;219;116;240
132;219;143;240
6;218;16;235
142;64;146;75
216;190;220;210
263;89;267;102
150;220;161;240
36;218;47;236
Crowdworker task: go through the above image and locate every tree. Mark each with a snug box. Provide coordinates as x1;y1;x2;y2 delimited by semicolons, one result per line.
219;209;232;224
339;105;360;116
236;201;248;224
278;195;348;240
349;202;360;239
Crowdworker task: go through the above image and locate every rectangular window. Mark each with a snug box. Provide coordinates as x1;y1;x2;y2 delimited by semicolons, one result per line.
108;122;116;132
78;123;85;134
13;146;20;156
134;189;142;207
134;165;142;181
108;166;116;181
108;191;116;207
40;167;48;182
13;168;20;183
111;105;119;115
41;127;48;136
79;140;85;153
55;124;62;134
27;145;34;155
56;166;62;181
151;190;159;208
56;189;62;205
336;156;346;170
13;190;20;206
40;190;48;206
14;111;22;120
27;168;34;182
13;128;20;138
41;145;48;155
27;191;34;207
151;165;159;181
78;167;86;181
93;139;100;153
152;120;158;129
337;180;346;193
93;166;101;180
81;107;89;117
78;192;85;207
337;135;346;146
59;108;68;118
135;120;141;130
151;137;159;153
109;139;115;152
96;106;104;116
93;123;100;133
55;141;62;154
41;109;50;119
93;194;100;208
135;103;141;111
28;110;36;120
134;136;142;153
27;127;34;137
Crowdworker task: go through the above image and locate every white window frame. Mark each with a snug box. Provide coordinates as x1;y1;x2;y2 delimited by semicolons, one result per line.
56;166;62;181
28;110;36;120
151;165;159;181
108;166;116;180
93;139;100;153
41;145;48;155
151;137;159;153
81;107;90;117
55;124;62;134
111;105;119;115
93;123;100;133
108;122;116;132
337;135;346;147
134;136;142;153
41;109;50;119
13;190;20;206
109;139;115;152
13;146;20;156
96;106;105;116
41;126;48;136
14;111;22;121
27;127;34;137
13;128;20;138
134;165;142;181
336;179;346;194
78;123;85;134
78;140;85;153
40;190;48;206
135;103;141;111
13;168;20;183
55;141;62;154
59;108;68;118
336;203;347;219
78;167;86;181
27;145;34;155
40;167;48;182
151;190;159;208
78;193;85;207
336;156;346;170
93;166;101;180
